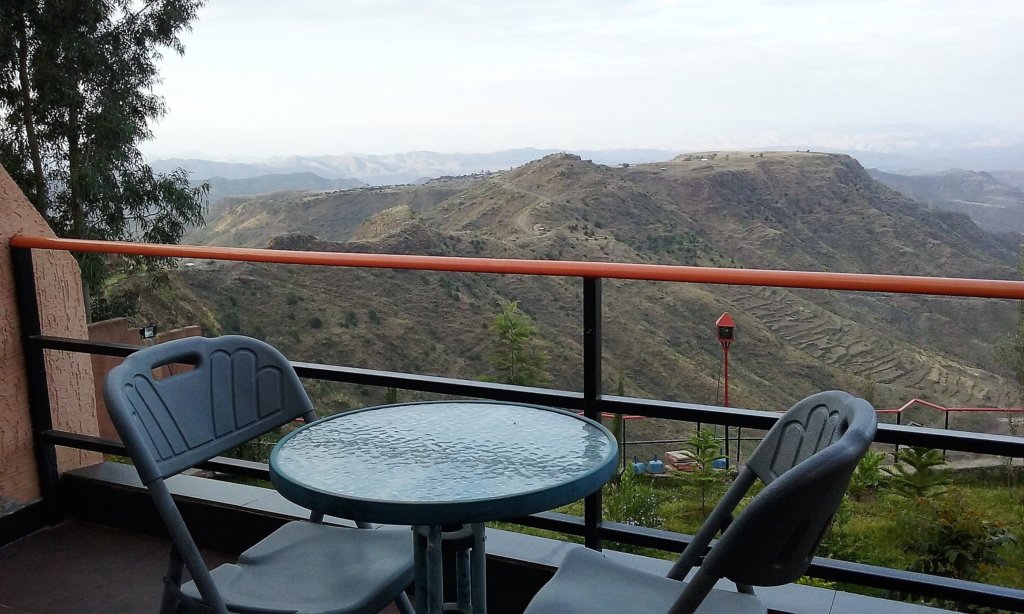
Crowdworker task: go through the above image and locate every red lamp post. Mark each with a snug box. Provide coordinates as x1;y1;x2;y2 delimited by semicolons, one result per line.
716;312;735;407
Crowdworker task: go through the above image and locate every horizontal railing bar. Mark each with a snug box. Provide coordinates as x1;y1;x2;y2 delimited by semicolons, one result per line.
12;235;1024;299
42;431;125;455
31;335;1024;457
874;423;1024;456
506;510;585;536
598;395;780;429
34;335;140;357
812;558;1024;611
43;430;273;480
291;361;585;409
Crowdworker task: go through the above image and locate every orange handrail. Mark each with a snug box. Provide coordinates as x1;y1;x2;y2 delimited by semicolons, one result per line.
11;234;1024;299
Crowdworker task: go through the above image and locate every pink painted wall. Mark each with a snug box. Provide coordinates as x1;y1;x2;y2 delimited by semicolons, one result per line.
0;164;100;513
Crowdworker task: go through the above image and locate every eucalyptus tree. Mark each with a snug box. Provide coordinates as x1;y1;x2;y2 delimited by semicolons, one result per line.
0;0;208;310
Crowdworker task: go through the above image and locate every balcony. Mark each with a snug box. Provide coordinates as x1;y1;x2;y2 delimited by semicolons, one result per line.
3;230;1024;613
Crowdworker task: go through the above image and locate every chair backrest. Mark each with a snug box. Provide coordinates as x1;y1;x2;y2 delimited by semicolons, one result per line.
104;334;316;484
700;390;877;587
104;335;316;613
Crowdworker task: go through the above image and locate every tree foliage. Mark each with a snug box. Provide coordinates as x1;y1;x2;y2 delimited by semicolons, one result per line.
488;299;549;386
898;489;1015;582
849;449;885;501
0;1;208;304
684;428;727;518
883;446;951;500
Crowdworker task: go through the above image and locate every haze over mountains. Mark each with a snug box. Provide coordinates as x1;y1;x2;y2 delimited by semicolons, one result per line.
131;151;1022;440
151;148;684;189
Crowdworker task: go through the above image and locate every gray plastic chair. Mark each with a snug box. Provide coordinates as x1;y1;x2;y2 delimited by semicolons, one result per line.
103;335;415;614
525;390;878;614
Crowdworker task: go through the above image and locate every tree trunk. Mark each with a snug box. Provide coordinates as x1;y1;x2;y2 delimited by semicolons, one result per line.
68;104;91;320
16;12;47;215
68;105;83;238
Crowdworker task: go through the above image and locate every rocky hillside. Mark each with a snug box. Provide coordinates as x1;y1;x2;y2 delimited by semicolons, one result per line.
127;152;1022;439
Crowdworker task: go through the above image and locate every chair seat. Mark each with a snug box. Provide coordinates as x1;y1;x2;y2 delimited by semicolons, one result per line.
182;521;414;614
524;547;766;614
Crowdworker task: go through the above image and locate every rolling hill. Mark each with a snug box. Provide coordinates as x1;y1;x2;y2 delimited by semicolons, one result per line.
124;151;1022;444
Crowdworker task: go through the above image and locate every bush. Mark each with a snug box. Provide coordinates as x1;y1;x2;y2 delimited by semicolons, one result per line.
883;446;951;499
603;469;663;529
342;311;358;328
850;450;885;501
817;496;862;561
898;489;1015;582
308;316;323;329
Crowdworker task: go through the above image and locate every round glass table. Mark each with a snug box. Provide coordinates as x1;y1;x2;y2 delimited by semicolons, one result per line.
270;400;618;614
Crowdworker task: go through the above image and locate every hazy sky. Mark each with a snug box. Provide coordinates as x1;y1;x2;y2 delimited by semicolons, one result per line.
144;0;1024;159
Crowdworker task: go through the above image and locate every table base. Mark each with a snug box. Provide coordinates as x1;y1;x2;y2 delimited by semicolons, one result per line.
413;523;486;614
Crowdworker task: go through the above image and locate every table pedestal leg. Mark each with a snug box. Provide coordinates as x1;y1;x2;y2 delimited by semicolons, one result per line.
413;524;487;614
470;523;486;614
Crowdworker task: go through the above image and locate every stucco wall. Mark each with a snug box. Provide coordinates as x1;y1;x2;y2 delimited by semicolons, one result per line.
0;164;100;512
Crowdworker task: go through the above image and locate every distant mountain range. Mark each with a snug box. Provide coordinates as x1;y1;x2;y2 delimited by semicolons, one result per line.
151;148;684;189
152;145;1024;209
868;168;1024;234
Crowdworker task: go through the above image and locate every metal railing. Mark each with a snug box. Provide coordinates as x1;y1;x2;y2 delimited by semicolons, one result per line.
9;234;1024;611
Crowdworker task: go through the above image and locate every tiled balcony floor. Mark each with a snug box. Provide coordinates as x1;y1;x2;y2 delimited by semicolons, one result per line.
0;519;233;613
0;519;408;614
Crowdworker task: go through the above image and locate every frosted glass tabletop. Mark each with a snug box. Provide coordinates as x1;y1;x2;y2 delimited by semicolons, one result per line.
270;401;618;525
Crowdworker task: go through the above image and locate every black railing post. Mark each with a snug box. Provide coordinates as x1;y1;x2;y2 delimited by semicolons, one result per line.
11;247;62;523
582;277;603;550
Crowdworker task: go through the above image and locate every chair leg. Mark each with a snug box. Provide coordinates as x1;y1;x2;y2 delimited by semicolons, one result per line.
395;591;416;614
160;546;185;614
667;567;718;614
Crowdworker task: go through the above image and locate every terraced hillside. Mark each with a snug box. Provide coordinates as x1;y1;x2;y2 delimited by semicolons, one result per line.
125;151;1023;436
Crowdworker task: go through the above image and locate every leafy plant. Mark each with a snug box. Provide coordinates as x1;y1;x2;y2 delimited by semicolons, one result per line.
602;465;663;529
883;446;951;500
898;489;1016;582
849;450;885;501
684;428;727;518
817;496;862;562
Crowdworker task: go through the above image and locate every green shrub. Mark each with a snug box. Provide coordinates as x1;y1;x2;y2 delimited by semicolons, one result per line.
898;489;1016;582
817;496;862;561
603;469;663;529
342;311;358;328
850;450;885;501
883;446;951;499
308;316;323;329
